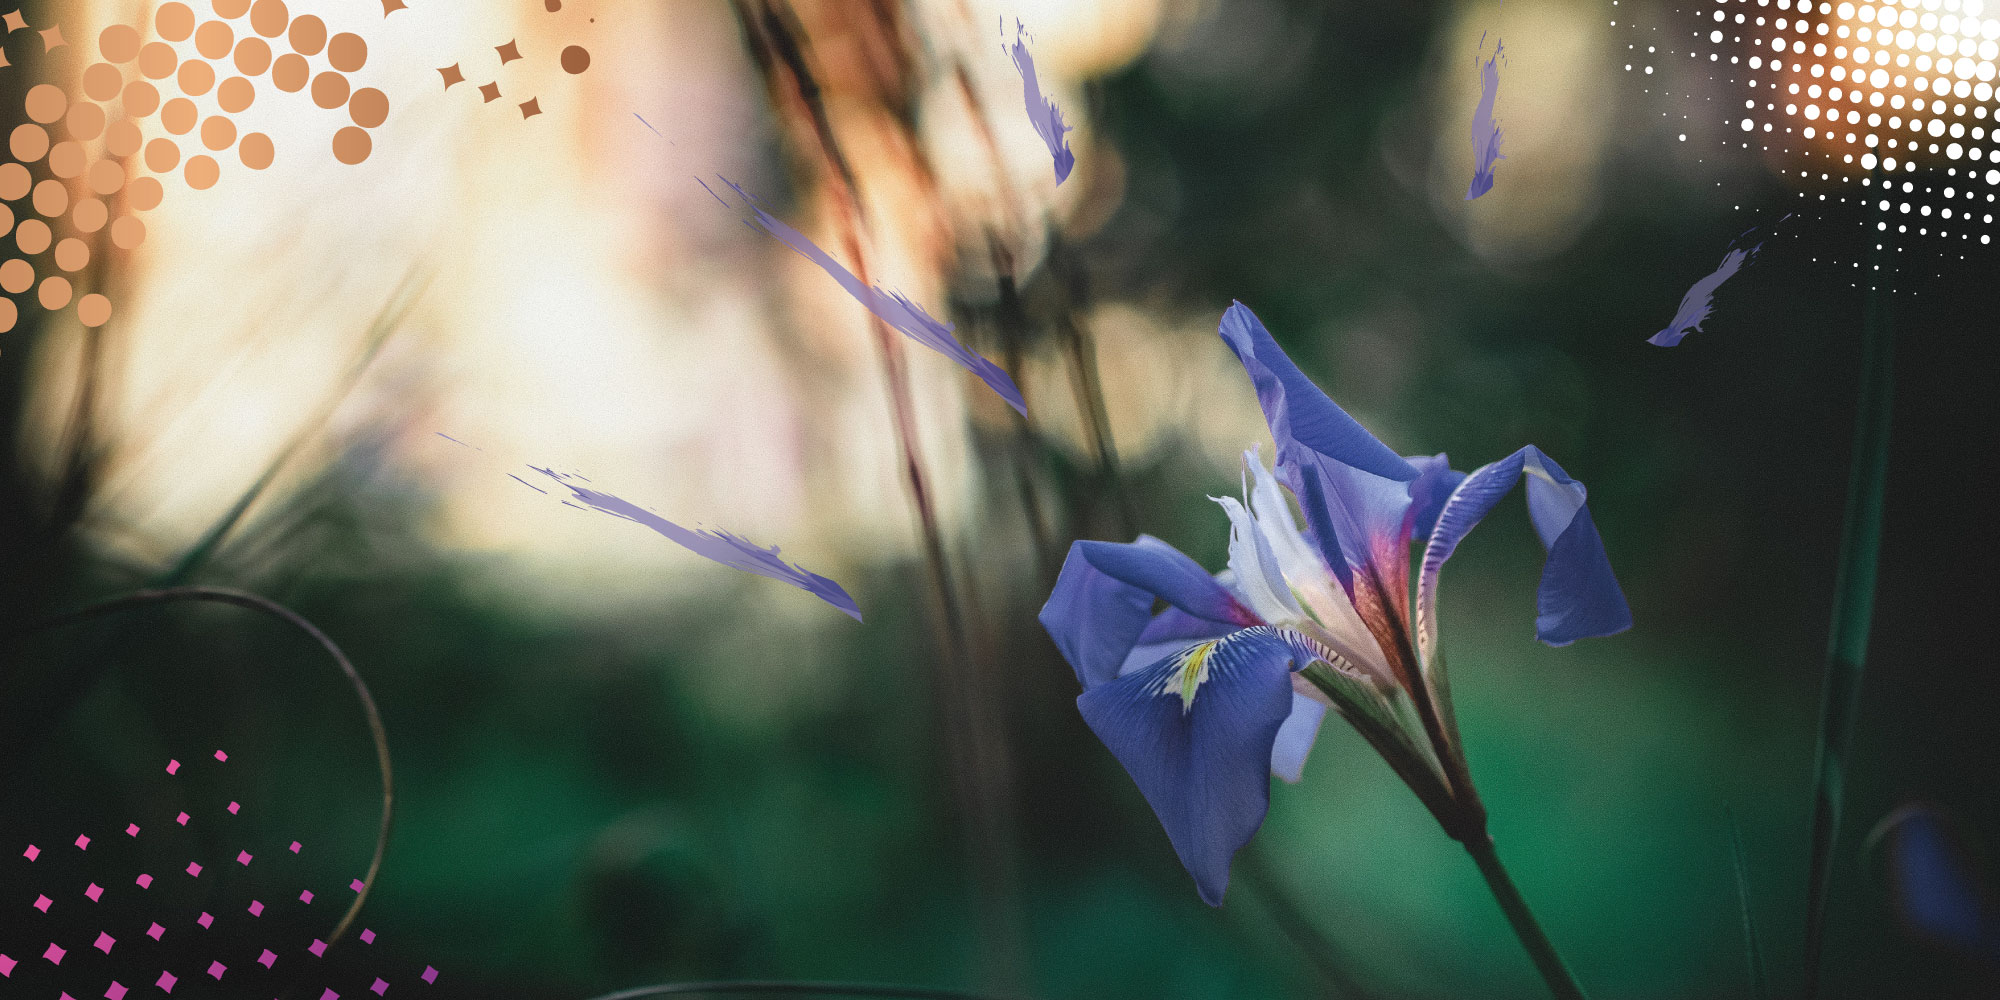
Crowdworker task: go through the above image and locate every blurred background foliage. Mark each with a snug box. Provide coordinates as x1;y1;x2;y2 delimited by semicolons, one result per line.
3;0;1998;997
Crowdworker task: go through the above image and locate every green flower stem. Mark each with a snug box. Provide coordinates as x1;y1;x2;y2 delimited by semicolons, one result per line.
1801;199;1896;999
1466;835;1588;1000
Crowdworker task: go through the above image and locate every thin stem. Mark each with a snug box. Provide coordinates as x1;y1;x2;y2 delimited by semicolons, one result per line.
1801;191;1896;1000
8;586;392;950
1465;835;1588;1000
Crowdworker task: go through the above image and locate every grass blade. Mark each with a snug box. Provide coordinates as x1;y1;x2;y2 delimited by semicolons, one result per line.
1728;809;1769;1000
156;267;429;586
1801;198;1896;999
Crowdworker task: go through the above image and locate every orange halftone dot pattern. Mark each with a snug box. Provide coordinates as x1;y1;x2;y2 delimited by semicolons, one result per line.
4;2;390;334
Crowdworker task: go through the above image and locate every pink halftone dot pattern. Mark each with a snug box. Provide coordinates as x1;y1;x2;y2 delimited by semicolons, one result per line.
185;861;202;877
22;844;37;861
359;928;375;944
0;954;15;977
309;938;326;957
206;960;225;979
84;883;101;901
136;873;152;888
247;900;263;916
106;983;127;999
73;834;89;850
237;850;253;865
124;824;138;837
196;912;212;928
213;750;228;762
165;760;180;775
371;977;388;994
155;970;176;992
33;894;50;912
93;932;113;954
258;949;276;968
301;889;315;903
227;801;240;814
175;812;188;826
145;923;164;941
43;942;64;964
421;966;437;984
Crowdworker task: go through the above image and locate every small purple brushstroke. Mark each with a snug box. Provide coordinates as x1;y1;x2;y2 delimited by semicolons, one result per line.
705;176;1028;415
1004;19;1076;184
534;467;862;621
435;432;480;450
507;473;548;495
1465;36;1505;201
1649;214;1792;347
634;113;662;137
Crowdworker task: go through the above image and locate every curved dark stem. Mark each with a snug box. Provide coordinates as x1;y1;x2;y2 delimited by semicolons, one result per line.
1466;835;1588;1000
580;982;1012;1000
7;586;393;949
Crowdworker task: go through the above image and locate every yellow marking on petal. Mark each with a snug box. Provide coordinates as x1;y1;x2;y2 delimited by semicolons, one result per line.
1155;640;1220;714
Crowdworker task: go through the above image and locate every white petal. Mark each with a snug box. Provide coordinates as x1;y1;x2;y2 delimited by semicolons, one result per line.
1213;494;1304;624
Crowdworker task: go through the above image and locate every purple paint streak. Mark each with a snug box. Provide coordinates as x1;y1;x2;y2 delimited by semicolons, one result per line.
705;176;1027;415
1649;215;1791;347
634;113;662;137
1005;19;1076;184
534;467;862;621
1465;36;1505;201
507;473;548;495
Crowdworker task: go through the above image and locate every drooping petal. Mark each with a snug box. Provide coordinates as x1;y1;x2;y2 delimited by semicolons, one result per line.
1078;626;1306;905
1041;536;1255;689
1270;693;1327;783
1415;446;1633;672
1406;453;1467;544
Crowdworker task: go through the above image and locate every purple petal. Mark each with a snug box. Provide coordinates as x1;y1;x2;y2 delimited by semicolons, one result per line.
1220;302;1418;592
1269;692;1327;783
1005;20;1077;183
1406;453;1467;544
710;177;1027;415
1416;446;1631;658
1219;303;1416;484
1041;537;1254;688
1650;244;1757;347
538;468;862;621
1465;38;1505;201
1078;627;1306;905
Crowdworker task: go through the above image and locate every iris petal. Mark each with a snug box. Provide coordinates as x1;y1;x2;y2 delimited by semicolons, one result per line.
1270;693;1328;783
1214;495;1305;625
1219;302;1417;486
1415;446;1633;672
1078;626;1304;905
1041;536;1253;688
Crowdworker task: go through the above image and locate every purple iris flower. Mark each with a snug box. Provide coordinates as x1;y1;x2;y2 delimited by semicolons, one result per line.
1039;302;1632;905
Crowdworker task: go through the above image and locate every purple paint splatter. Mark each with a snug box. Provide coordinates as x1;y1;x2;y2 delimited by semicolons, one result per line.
634;113;662;137
1649;214;1791;347
1465;36;1505;201
705;176;1027;416
1004;19;1075;184
534;467;862;621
